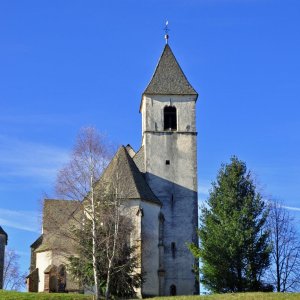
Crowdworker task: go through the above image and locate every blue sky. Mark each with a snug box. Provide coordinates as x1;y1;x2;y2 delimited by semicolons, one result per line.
1;0;300;281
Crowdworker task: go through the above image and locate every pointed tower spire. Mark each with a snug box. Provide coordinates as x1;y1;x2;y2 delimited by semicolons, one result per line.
143;44;197;96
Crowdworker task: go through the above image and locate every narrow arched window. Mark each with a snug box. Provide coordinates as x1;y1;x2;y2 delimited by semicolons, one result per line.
164;106;177;131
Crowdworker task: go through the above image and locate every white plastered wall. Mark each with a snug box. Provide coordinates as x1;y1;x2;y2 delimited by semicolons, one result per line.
36;250;52;292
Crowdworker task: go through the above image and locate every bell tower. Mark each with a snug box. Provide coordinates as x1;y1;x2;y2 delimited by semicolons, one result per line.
140;43;198;295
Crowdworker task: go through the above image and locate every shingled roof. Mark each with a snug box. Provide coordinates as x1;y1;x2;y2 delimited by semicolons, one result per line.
42;199;81;235
35;199;82;252
98;146;161;205
143;44;197;96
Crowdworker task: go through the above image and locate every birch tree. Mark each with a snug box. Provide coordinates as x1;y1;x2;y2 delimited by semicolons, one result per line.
56;128;141;298
67;152;142;299
56;127;112;300
95;177;139;299
68;187;141;298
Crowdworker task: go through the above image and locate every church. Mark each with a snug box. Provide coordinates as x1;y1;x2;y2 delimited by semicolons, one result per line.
27;39;199;297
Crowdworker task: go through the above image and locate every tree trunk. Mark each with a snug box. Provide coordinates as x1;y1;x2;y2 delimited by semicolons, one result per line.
105;187;120;300
237;268;242;292
275;221;280;292
91;173;100;300
105;261;112;300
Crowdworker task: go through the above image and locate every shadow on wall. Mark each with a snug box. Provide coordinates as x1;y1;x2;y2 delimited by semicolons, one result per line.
143;172;199;296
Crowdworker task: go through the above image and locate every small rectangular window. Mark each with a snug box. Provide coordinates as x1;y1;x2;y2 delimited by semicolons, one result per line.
166;160;170;165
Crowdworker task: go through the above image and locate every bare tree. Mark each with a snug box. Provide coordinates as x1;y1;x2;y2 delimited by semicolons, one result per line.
268;200;300;292
3;249;26;291
56;127;141;299
68;187;141;298
70;147;142;299
67;150;142;299
94;178;138;300
97;167;143;300
100;181;122;300
56;127;112;300
56;127;111;201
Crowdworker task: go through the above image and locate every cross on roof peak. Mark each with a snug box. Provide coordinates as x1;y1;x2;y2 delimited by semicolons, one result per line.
164;20;169;44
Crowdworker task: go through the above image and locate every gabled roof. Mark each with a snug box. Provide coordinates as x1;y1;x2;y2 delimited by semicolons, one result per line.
98;146;161;205
0;226;7;244
143;44;197;96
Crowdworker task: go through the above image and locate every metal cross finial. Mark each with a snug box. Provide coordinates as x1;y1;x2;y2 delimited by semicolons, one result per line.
164;20;169;44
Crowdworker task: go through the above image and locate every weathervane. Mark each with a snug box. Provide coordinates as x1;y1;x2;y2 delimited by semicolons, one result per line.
164;20;169;44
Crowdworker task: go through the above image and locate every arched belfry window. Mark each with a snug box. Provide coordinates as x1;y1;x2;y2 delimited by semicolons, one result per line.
164;106;177;131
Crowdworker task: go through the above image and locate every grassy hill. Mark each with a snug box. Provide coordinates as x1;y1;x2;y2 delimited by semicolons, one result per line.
1;291;300;300
0;290;92;300
155;293;300;300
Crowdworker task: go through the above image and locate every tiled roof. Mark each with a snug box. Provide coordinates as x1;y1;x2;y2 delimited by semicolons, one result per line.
98;146;161;205
35;199;82;253
42;199;81;234
143;44;197;95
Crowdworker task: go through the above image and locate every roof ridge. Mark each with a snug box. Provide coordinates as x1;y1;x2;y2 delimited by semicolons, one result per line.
44;199;79;202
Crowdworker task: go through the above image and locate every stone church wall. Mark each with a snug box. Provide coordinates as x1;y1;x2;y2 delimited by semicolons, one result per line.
141;201;160;297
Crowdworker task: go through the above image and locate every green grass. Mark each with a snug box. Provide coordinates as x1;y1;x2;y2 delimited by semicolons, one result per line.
1;291;300;300
0;290;93;300
154;293;300;300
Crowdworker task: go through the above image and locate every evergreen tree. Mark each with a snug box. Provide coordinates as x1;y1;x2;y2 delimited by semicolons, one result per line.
190;157;272;293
